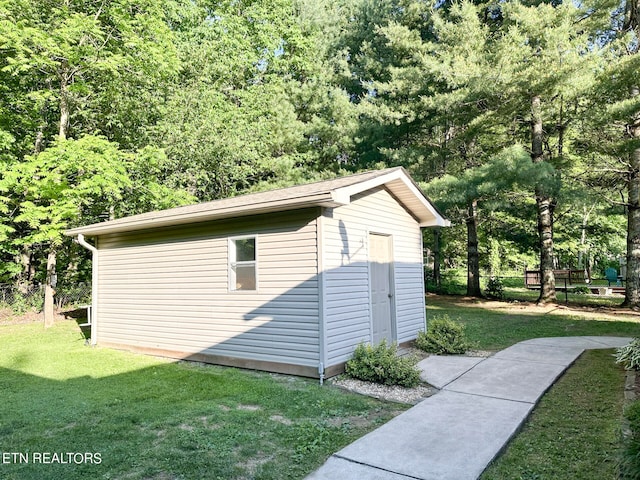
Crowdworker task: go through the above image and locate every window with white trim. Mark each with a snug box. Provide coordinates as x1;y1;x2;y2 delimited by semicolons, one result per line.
229;236;257;291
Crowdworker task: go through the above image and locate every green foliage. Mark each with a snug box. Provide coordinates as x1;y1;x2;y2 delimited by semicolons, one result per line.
573;285;591;295
485;277;505;300
416;315;471;354
0;0;635;306
615;339;640;371
621;401;640;479
0;289;43;314
154;0;354;201
345;340;421;388
0;136;130;246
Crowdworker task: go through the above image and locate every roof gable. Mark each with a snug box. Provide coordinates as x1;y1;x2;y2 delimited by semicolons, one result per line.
65;167;449;237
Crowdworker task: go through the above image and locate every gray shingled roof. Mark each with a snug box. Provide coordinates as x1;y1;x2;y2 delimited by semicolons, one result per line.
65;167;447;237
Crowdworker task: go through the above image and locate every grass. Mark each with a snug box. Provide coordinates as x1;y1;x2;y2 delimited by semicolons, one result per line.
481;349;626;480
0;320;406;480
427;294;640;351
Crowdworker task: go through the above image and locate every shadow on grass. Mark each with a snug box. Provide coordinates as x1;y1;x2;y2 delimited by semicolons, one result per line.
0;323;404;480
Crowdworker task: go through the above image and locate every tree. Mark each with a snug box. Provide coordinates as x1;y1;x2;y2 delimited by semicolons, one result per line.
0;0;182;323
337;0;595;302
0;136;194;325
581;0;640;306
425;146;555;296
154;0;356;200
483;0;600;303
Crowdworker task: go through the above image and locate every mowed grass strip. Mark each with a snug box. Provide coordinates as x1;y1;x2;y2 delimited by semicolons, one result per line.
481;349;626;480
0;320;406;480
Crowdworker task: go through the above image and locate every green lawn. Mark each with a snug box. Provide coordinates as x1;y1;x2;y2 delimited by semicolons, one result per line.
0;320;406;480
427;294;640;350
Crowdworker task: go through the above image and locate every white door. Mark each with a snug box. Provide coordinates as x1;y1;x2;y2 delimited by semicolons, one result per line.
370;233;393;344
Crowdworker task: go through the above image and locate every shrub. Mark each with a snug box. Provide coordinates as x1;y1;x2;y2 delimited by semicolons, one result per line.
616;339;640;370
620;400;640;479
485;276;504;300
345;340;421;388
416;315;471;354
573;285;591;295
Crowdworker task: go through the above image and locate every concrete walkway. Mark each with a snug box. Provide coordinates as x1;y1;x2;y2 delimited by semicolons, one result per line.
307;336;632;480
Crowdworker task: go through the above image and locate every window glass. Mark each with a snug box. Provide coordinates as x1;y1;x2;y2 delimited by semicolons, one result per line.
235;238;255;262
230;237;257;291
233;264;256;291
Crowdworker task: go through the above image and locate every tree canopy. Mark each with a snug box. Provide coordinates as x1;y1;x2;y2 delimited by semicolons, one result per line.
0;0;639;311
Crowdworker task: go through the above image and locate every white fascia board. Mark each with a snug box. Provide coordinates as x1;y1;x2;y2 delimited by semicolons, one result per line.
395;176;449;227
332;169;405;203
332;169;449;227
419;217;452;227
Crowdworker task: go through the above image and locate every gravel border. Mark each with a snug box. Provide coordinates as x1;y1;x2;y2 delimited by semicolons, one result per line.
330;376;437;404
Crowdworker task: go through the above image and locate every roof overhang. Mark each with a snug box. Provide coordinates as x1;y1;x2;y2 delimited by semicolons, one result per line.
65;194;342;237
65;167;449;238
331;168;450;228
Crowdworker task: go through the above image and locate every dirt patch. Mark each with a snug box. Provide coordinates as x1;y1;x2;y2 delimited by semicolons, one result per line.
428;293;640;322
237;405;261;411
325;410;405;428
237;453;274;479
269;415;293;425
0;308;79;325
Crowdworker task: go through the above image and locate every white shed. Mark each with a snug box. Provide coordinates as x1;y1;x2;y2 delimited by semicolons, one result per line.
65;167;448;378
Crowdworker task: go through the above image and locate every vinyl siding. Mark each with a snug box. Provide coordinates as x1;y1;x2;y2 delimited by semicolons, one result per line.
96;209;320;368
322;187;425;367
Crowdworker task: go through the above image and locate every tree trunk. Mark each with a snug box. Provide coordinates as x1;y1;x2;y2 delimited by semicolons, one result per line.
536;192;557;302
42;68;69;324
623;0;639;40
433;228;442;291
466;199;482;297
578;205;590;268
624;85;640;307
44;250;57;327
18;246;34;293
59;77;69;141
531;95;556;303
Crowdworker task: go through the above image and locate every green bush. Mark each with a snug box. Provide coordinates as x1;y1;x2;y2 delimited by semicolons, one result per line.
425;269;466;295
485;276;504;300
573;285;591;295
345;340;421;388
416;315;471;354
620;400;640;479
616;339;640;370
3;290;44;315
